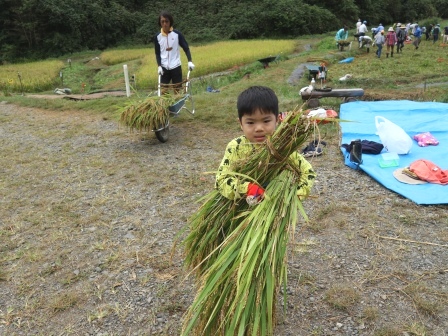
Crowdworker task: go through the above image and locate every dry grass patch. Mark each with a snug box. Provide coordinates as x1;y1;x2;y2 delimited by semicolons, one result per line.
48;291;82;313
295;271;317;289
361;306;379;321
313;201;339;221
373;326;403;336
405;322;429;336
0;269;7;281
373;322;429;336
413;296;442;317
307;202;357;230
87;304;115;323
291;238;318;254
324;283;361;311
402;282;443;317
0;307;18;327
304;218;329;232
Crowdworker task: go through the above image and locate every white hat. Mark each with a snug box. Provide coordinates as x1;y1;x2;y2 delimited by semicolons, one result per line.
388;27;394;32
393;168;427;185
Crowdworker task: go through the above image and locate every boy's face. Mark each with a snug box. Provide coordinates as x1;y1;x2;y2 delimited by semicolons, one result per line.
239;109;277;143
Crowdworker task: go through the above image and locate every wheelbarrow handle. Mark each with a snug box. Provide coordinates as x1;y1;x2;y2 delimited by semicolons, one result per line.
158;70;192;96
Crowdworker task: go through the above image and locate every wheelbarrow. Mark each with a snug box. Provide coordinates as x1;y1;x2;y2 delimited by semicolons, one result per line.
154;70;195;142
257;55;280;68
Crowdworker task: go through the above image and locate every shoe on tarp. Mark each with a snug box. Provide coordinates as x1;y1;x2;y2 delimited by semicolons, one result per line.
349;139;363;165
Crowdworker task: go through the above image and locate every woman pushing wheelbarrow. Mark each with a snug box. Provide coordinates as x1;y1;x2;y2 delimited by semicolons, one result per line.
119;11;196;143
154;10;195;94
335;26;351;51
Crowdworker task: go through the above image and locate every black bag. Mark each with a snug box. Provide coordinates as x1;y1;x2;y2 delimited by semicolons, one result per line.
342;140;383;155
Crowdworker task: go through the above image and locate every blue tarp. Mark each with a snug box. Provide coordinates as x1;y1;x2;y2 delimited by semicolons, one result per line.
340;100;448;205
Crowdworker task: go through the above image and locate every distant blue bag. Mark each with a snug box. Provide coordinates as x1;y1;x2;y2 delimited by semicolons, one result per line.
339;57;354;64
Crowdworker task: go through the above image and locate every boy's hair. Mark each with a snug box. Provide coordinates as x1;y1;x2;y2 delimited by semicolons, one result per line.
237;86;279;120
158;11;174;27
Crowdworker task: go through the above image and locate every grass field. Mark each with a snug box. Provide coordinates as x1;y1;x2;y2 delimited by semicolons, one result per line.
0;33;447;132
1;32;448;117
0;60;65;93
0;40;296;95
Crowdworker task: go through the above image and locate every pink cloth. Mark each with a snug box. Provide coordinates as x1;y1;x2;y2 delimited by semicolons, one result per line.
385;31;397;46
413;132;439;147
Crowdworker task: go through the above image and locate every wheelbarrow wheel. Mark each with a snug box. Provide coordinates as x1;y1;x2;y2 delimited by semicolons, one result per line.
155;125;169;143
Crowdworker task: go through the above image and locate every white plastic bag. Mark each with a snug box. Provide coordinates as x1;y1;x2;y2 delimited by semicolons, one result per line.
375;116;413;154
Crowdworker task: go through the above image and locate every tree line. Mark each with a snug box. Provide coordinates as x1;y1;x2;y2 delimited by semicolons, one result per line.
0;0;445;63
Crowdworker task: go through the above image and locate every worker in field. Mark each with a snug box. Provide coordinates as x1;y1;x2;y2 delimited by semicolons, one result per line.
385;27;397;57
335;26;349;50
413;24;422;49
358;21;368;37
358;35;372;52
356;19;362;33
396;25;406;53
154;11;195;93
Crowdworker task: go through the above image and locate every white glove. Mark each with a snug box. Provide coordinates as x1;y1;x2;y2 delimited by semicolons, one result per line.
158;66;163;76
188;62;195;71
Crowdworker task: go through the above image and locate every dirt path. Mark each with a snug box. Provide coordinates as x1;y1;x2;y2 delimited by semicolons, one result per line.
26;90;129;100
1;102;447;335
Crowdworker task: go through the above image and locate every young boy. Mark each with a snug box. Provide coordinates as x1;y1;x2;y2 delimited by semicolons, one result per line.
215;86;316;203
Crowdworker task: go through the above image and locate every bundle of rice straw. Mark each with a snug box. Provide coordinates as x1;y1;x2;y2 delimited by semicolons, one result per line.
182;107;317;336
337;39;351;46
119;95;176;132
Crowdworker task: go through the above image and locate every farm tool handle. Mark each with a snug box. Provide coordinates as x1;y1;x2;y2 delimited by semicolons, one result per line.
158;70;192;97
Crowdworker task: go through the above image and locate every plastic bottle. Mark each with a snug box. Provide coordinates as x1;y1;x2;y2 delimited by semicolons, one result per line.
310;78;316;89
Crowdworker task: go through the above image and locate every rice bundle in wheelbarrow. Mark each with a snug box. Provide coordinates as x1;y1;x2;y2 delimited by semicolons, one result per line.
337;39;352;51
119;95;177;132
337;39;351;46
181;107;317;336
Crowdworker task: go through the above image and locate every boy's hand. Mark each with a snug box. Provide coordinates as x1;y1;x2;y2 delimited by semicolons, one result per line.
246;183;264;206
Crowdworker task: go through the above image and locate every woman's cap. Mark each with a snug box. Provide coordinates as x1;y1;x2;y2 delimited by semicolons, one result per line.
393;168;427;185
388;27;394;32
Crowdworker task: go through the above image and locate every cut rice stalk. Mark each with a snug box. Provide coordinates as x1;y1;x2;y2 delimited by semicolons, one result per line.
183;170;301;335
183;109;314;276
119;94;177;132
182;107;318;335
